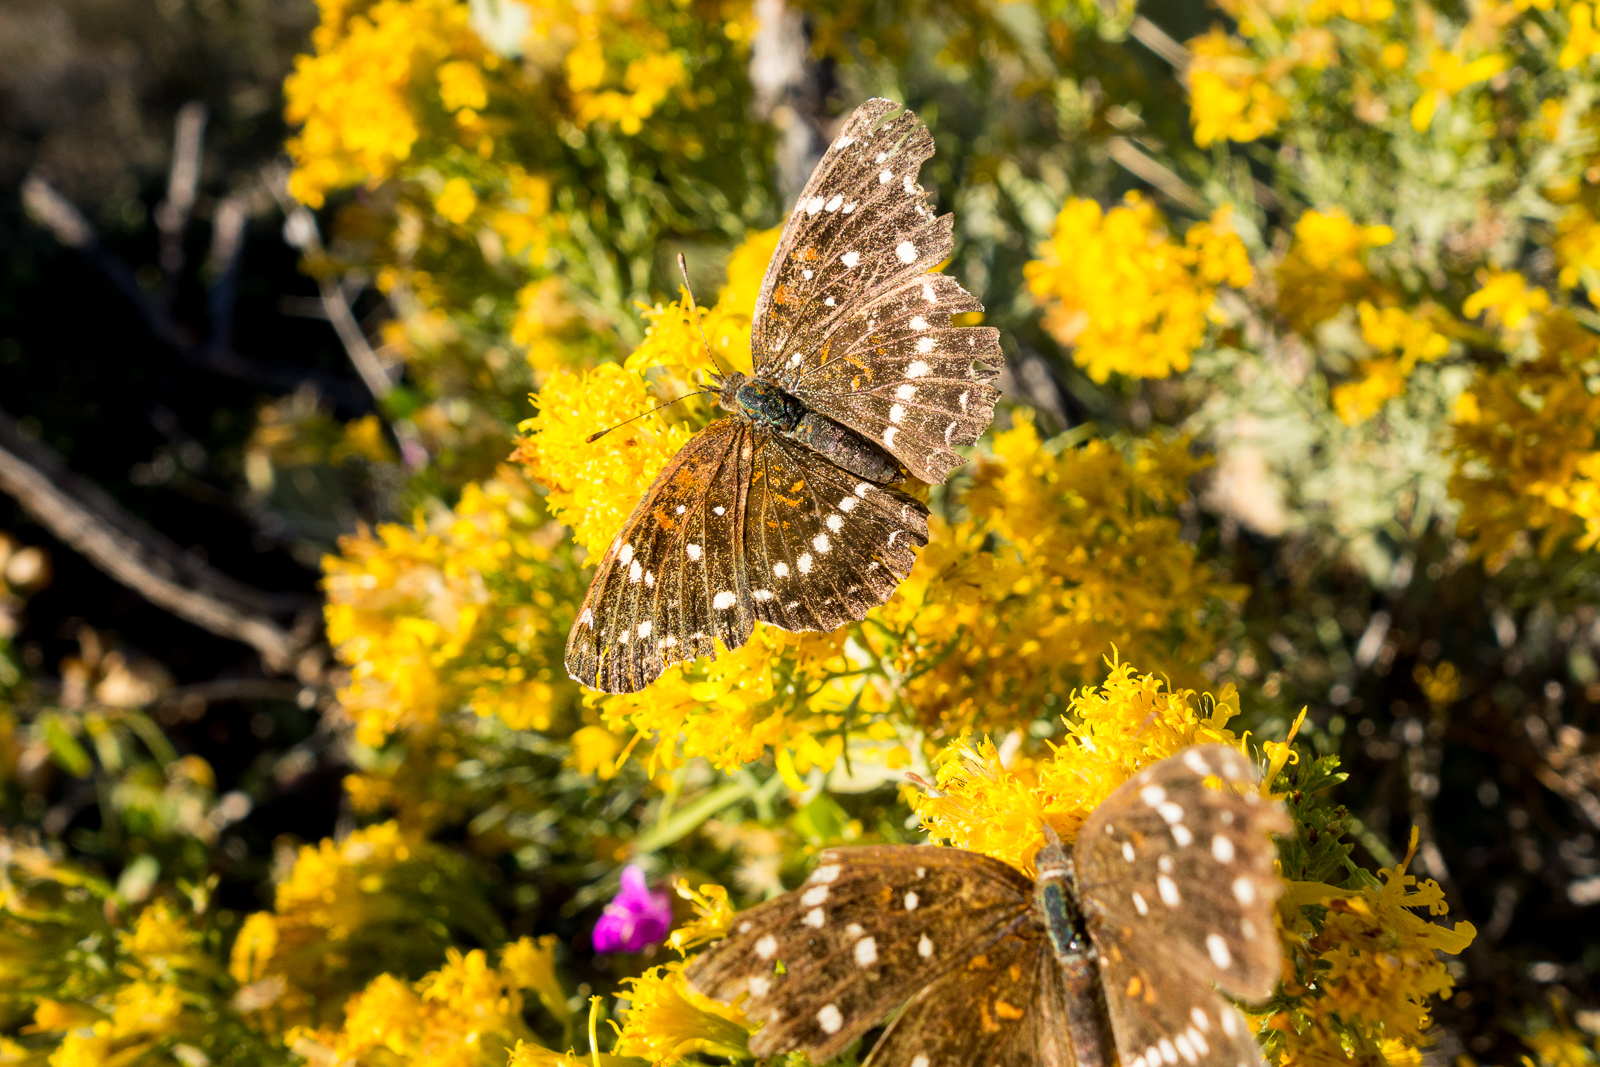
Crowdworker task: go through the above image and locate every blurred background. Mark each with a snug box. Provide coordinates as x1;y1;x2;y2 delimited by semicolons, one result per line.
3;1;1600;1065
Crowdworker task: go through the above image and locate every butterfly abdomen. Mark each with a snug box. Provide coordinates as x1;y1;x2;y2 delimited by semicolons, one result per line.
735;377;904;484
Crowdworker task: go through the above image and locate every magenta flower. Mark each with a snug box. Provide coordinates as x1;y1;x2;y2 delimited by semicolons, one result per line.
592;865;673;953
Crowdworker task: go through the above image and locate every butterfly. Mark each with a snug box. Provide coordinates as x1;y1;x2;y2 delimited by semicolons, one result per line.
565;98;1003;693
685;745;1290;1067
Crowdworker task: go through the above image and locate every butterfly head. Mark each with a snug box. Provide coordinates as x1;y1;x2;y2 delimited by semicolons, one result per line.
1033;823;1075;885
709;370;747;412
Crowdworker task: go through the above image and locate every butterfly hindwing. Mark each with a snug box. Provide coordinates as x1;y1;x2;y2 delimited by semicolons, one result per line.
684;845;1034;1061
750;98;1002;485
1094;958;1268;1067
743;432;929;633
564;419;755;692
864;924;1069;1067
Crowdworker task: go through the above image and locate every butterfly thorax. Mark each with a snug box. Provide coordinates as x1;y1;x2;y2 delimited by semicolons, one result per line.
1033;843;1094;961
717;372;906;484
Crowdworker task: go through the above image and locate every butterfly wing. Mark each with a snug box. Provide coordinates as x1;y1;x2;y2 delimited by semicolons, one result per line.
743;432;928;633
564;419;755;692
1075;745;1290;1067
749;97;1002;485
864;924;1075;1067
684;845;1034;1062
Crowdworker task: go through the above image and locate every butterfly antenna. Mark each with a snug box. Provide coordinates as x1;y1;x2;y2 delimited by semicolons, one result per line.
678;252;732;379
585;391;711;443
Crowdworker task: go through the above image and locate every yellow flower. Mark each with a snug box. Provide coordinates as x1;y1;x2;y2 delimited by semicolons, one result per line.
1275;209;1395;333
1450;312;1600;563
1187;28;1291;147
568;725;624;779
1411;48;1508;131
1463;268;1551;329
1332;357;1407;425
611;961;751;1065
437;59;487;112
434;177;478;225
1555;202;1600;290
666;882;735;954
1307;0;1396;23
1025;195;1252;382
1412;661;1460;709
1561;3;1600;68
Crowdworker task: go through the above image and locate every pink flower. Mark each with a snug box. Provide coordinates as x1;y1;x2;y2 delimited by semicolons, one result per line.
592;865;672;953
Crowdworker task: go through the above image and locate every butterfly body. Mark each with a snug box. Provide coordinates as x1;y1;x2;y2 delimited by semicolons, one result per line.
685;745;1290;1067
718;373;906;485
566;97;1003;692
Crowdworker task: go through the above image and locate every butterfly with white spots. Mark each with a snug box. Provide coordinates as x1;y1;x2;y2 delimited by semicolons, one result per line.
564;97;1002;693
685;745;1290;1067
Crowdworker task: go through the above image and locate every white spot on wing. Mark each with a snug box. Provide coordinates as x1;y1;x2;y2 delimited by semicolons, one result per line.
1141;785;1167;807
825;194;843;211
1183;749;1212;775
883;426;898;448
839;496;857;512
1175;1035;1197;1065
854;937;877;966
889;403;906;424
1157;801;1185;825
1122;842;1136;862
686;543;702;561
1220;1010;1239;1037
713;590;737;610
637;621;652;638
752;589;774;601
806;196;825;215
906;360;930;378
811;864;842;883
618;543;633;564
842;250;860;268
755;935;777;958
813;533;831;553
803;907;825;927
817;1004;843;1034
629;560;643;583
1206;933;1232;969
801;885;829;906
904;891;919;910
918;933;933;958
915;336;935;354
879;168;893;183
1132;891;1149;915
749;975;771;997
1171;824;1193;846
824;296;836;307
912;1056;929;1067
773;561;790;579
1232;876;1256;904
826;514;843;532
1158;874;1180;907
579;609;594;627
1213;835;1236;863
896;241;917;264
896;384;916;400
1191;1008;1210;1032
798;552;814;574
909;316;928;330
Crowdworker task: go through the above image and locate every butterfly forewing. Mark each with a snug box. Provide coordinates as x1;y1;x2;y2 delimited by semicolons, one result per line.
864;924;1070;1067
750;99;1003;485
744;433;929;633
684;845;1034;1061
1076;745;1288;1067
564;420;755;692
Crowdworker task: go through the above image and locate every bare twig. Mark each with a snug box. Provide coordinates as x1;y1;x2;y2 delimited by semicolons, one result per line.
271;185;396;401
1129;15;1191;77
20;172;369;410
1108;137;1202;210
156;102;207;289
0;406;309;671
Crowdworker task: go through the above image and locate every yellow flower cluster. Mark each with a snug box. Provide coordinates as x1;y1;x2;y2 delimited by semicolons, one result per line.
878;416;1242;737
1188;28;1291;147
1410;46;1508;131
911;658;1254;872
1331;303;1452;425
229;820;495;1027
1276;830;1477;1067
1025;195;1253;383
323;472;581;745
284;0;477;207
288;937;571;1067
1450;311;1600;565
1275;209;1396;335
